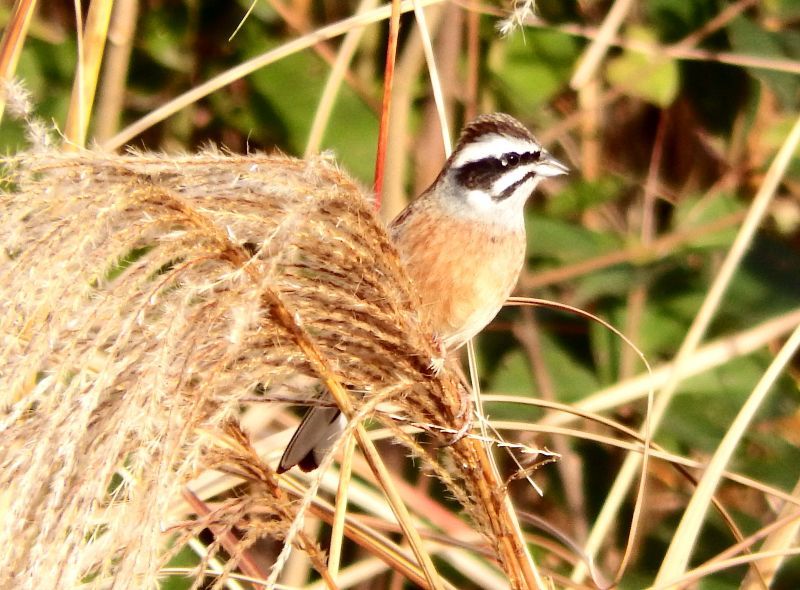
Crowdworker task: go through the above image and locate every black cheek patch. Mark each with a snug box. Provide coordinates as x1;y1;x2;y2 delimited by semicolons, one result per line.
454;158;504;190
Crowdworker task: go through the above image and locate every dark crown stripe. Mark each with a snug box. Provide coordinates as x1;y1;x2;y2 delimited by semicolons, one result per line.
455;113;535;151
425;113;540;193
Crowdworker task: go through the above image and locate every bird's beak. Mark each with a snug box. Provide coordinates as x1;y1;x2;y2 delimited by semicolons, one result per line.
537;151;569;177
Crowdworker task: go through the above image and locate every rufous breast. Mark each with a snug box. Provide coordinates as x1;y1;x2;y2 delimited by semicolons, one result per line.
391;206;526;350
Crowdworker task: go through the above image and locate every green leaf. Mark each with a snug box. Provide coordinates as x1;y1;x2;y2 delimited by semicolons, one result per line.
727;16;800;109
539;330;600;403
139;10;193;72
490;348;537;397
488;29;579;118
663;355;772;452
525;214;621;264
485;330;600;419
245;37;377;182
159;543;198;590
575;266;639;302
546;175;624;218
762;0;800;21
606;26;679;107
639;293;704;355
672;193;742;251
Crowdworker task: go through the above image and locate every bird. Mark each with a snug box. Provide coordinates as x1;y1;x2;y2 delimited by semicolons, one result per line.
277;112;568;473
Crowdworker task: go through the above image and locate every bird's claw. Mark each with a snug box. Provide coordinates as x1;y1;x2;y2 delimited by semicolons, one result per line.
427;333;448;376
446;384;473;445
444;408;473;446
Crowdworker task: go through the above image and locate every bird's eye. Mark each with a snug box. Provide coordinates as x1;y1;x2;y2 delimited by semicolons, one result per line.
507;153;520;167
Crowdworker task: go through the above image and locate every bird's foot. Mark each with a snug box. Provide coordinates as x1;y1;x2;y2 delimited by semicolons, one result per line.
427;333;448;376
428;356;445;376
447;384;473;445
444;410;473;446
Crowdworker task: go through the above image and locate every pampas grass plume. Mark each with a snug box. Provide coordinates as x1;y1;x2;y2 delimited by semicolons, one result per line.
0;149;529;589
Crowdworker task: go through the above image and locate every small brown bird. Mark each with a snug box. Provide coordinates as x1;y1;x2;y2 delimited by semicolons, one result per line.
277;113;568;473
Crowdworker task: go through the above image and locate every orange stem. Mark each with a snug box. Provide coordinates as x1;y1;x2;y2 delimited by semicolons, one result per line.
372;0;401;212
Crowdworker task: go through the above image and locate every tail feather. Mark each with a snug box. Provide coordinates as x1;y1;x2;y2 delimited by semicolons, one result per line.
277;406;345;473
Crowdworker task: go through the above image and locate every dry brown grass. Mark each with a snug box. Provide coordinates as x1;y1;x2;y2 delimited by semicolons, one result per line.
0;148;546;589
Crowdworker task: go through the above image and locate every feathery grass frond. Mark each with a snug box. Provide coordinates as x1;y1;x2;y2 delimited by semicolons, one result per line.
0;149;539;589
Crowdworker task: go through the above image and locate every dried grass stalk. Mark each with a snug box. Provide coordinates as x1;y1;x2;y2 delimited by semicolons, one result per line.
0;149;538;589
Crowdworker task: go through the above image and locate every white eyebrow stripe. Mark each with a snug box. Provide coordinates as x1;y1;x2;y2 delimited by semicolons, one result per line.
452;134;540;168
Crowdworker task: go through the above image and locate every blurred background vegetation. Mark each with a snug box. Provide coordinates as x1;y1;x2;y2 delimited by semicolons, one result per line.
2;0;800;588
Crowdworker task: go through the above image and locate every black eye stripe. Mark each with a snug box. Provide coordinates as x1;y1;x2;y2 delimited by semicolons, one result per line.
454;150;541;189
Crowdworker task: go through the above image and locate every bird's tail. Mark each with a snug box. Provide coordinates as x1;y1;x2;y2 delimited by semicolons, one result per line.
277;405;345;473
